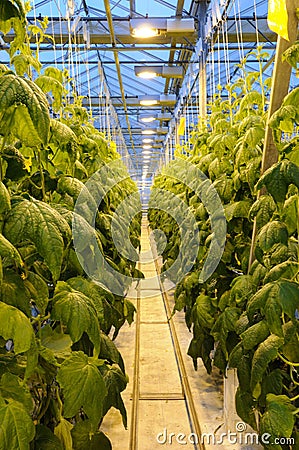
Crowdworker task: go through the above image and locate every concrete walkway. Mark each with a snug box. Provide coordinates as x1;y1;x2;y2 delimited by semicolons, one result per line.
102;218;259;450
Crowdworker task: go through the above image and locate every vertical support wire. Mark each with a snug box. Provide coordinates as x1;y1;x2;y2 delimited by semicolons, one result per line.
56;0;67;106
253;0;265;110
233;0;244;79
217;33;221;89
82;29;93;121
66;3;76;100
50;0;58;69
72;16;81;99
237;0;245;63
210;37;216;99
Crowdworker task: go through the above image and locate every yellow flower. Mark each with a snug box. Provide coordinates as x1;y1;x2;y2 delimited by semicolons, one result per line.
23;157;32;173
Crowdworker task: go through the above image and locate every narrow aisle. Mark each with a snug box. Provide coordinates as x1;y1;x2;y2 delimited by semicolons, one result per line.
102;217;198;449
133;218;196;450
102;216;260;450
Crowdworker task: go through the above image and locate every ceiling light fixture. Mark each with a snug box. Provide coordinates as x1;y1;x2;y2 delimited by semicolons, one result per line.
142;129;155;135
142;138;153;143
131;25;159;39
140;115;156;123
142;145;152;150
135;65;184;79
136;69;157;79
140;98;159;106
130;17;195;38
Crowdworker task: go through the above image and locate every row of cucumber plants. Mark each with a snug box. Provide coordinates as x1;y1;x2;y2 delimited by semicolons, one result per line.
149;46;299;448
0;2;141;449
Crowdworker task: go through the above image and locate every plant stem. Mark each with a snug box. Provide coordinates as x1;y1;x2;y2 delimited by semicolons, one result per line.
37;148;46;201
36;386;52;422
278;352;299;367
290;367;299;387
0;136;8;182
290;393;299;402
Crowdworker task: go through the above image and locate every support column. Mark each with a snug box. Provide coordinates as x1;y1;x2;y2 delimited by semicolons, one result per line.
261;0;299;173
248;0;299;270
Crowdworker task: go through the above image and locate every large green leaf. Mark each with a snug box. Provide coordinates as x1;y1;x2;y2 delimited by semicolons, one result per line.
260;369;284;407
211;307;240;358
249;195;276;229
225;199;252;222
247;280;299;335
240;320;269;351
49;119;77;146
63;277;105;322
41;325;72;359
0;74;50;145
100;363;128;428
255;221;288;257
98;331;123;368
0;301;34;354
65;277;119;331
230;275;256;307
264;261;298;283
0;182;10;215
0;0;24;34
51;282;101;355
0;373;32;413
192;293;215;329
3;198;71;281
71;420;111;450
250;335;284;398
0;398;35;450
0;269;33;316
235;387;257;431
282;195;298;235
26;271;49;315
256;160;299;204
54;418;73;450
32;425;63;450
260;394;296;449
0;234;22;267
56;352;107;424
35;76;64;111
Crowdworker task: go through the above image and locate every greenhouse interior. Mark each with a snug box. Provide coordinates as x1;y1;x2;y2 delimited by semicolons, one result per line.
0;0;299;449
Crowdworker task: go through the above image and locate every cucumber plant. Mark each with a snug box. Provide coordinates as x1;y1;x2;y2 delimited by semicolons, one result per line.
0;8;141;450
149;47;299;447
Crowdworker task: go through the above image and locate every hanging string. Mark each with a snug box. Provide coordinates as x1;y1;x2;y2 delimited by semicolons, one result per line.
72;15;81;99
233;0;245;78
210;40;216;98
56;0;68;106
217;32;221;89
49;0;58;68
66;3;76;100
98;62;104;133
224;19;231;85
237;0;245;63
190;68;194;128
221;20;230;86
253;0;265;110
82;23;93;121
105;83;111;141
